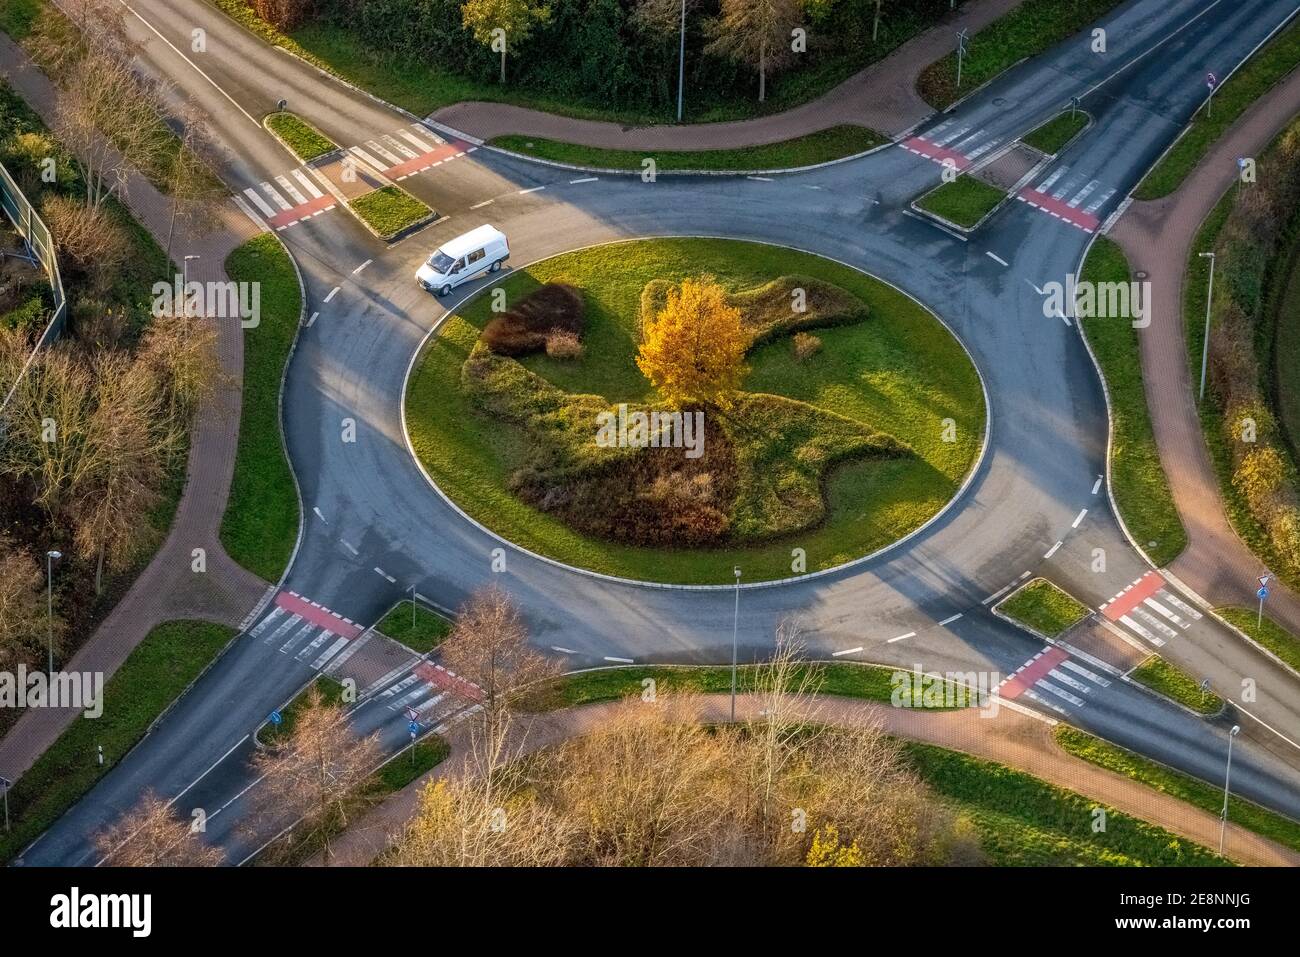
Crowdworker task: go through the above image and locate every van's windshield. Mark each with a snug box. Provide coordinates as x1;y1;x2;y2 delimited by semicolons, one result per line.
428;251;455;273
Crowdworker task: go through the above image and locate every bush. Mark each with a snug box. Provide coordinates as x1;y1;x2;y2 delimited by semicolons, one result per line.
40;194;131;291
481;283;584;356
792;331;822;361
252;0;317;31
544;329;583;359
0;295;46;331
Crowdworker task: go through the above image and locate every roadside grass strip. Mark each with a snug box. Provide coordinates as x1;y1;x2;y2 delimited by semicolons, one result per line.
1055;725;1300;854
996;577;1089;639
376;601;453;654
220;234;302;582
1128;655;1224;715
1021;110;1089;155
914;176;1006;229
348;185;435;242
265;111;338;162
0;621;235;863
488;126;887;173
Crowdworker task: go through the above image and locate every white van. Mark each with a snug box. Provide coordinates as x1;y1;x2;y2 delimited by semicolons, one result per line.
415;224;509;297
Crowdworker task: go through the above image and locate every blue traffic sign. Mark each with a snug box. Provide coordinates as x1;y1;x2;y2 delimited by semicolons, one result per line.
1258;587;1269;600
269;710;282;725
408;721;419;735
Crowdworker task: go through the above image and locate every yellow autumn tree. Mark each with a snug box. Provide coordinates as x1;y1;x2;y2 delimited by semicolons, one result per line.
636;276;748;409
805;825;864;867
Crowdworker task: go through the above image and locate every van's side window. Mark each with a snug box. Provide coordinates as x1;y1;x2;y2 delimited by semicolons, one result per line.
468;248;485;264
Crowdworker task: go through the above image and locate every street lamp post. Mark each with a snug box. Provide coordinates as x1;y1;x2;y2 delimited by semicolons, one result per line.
956;29;968;89
1197;251;1215;402
182;254;201;335
1219;724;1241;855
45;549;61;676
676;0;686;122
730;566;741;722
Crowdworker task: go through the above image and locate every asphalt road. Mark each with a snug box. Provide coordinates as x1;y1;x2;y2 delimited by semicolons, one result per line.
17;0;1300;864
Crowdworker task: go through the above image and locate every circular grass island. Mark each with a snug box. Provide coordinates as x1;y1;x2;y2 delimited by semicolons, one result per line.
404;238;985;585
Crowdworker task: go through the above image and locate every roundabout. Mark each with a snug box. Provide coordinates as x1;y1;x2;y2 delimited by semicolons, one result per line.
403;238;986;585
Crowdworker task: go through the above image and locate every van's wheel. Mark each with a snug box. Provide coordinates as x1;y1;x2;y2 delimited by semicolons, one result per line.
439;284;452;297
489;259;501;273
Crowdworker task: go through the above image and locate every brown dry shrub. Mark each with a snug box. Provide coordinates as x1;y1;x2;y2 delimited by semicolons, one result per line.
40;194;130;293
249;0;316;31
481;283;584;356
544;329;583;359
792;331;822;362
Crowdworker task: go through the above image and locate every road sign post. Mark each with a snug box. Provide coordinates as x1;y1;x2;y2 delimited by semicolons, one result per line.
956;30;969;89
1206;73;1217;118
1257;576;1271;628
408;720;419;766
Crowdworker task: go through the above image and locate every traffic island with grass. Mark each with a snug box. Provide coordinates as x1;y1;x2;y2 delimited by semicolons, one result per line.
375;601;452;654
914;176;1007;230
996;578;1089;639
1021;110;1089;155
1129;656;1224;715
348;185;435;242
405;238;985;584
488;126;887;173
259;676;346;744
264;111;337;162
220;234;303;582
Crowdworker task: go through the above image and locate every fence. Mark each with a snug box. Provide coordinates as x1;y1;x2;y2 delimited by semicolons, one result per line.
0;159;66;412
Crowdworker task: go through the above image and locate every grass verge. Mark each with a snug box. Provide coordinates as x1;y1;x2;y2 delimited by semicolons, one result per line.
917;0;1126;109
260;676;345;744
376;601;452;654
1217;607;1300;673
348;185;434;242
997;577;1089;638
265;111;337;162
519;662;977;713
914;176;1006;229
1079;238;1187;565
0;620;234;863
488;126;886;172
1055;725;1300;854
219;234;302;583
1129;655;1224;714
1022;110;1089;154
405;238;985;584
1135;16;1300;199
906;740;1225;865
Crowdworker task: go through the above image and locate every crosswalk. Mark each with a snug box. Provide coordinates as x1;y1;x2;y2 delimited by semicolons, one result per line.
1016;163;1116;234
900;116;1006;171
1098;570;1202;650
249;590;365;674
997;645;1113;716
374;661;483;730
234;123;473;233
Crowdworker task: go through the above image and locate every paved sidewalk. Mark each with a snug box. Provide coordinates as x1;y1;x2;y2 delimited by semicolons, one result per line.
432;0;1023;149
0;38;272;781
1110;67;1300;640
311;694;1298;867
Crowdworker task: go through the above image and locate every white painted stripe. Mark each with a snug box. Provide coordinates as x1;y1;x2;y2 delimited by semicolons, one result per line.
380;675;420;698
746;175;774;182
518;186;546;194
260;182;292;211
339;539;358;556
982;583;1014;605
410;123;444;146
1067;179;1100;208
242;187;276;216
381;134;417;158
264;614;303;645
1072;508;1088;528
1119;614;1163;646
939;613;963;626
1024;688;1067;715
296;631;332;661
352;259;372;275
1158;592;1202;620
1091;475;1103;495
414;692;446;716
551;646;577;654
1060;659;1110;687
604;655;634;664
312;506;326;522
1035;679;1085;707
1044;541;1063;559
348;145;386;170
291;168;323;199
279;622;317;654
986;251;1008;266
1142;598;1185;628
569;176;598;184
887;631;916;644
322;634;365;674
1047;668;1091;694
470;199;494;209
305;311;319;328
275;174;308;205
365;139;403;165
249;607;285;637
324;286;340;303
374;566;397;583
1134;607;1178;641
831;646;863;657
398;128;437;153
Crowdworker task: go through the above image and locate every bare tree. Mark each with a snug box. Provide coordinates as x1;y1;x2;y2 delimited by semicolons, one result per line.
706;0;804;102
0;537;61;671
163;112;223;259
251;685;381;865
95;790;224;866
439;586;558;755
137;313;220;423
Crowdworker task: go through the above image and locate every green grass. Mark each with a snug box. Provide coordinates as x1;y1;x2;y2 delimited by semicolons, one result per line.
1217;607;1300;673
0;620;234;863
905;741;1226;866
519;662;978;713
260;676;345;744
1266;218;1300;462
376;601;452;654
219;234;302;583
0;0;41;38
917;0;1126;110
265;111;337;162
914;176;1006;229
1136;16;1300;199
1055;725;1300;854
1129;655;1224;714
1079;238;1187;565
997;578;1089;638
1021;110;1089;154
405;238;985;584
348;185;433;242
488;126;886;172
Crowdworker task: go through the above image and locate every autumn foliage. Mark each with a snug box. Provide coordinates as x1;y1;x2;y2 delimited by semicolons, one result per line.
636;276;748;409
481;283;584;357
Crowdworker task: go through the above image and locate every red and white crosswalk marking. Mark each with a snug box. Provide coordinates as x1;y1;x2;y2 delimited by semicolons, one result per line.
901;134;972;171
245;591;367;673
1098;571;1202;650
1016;164;1116;234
